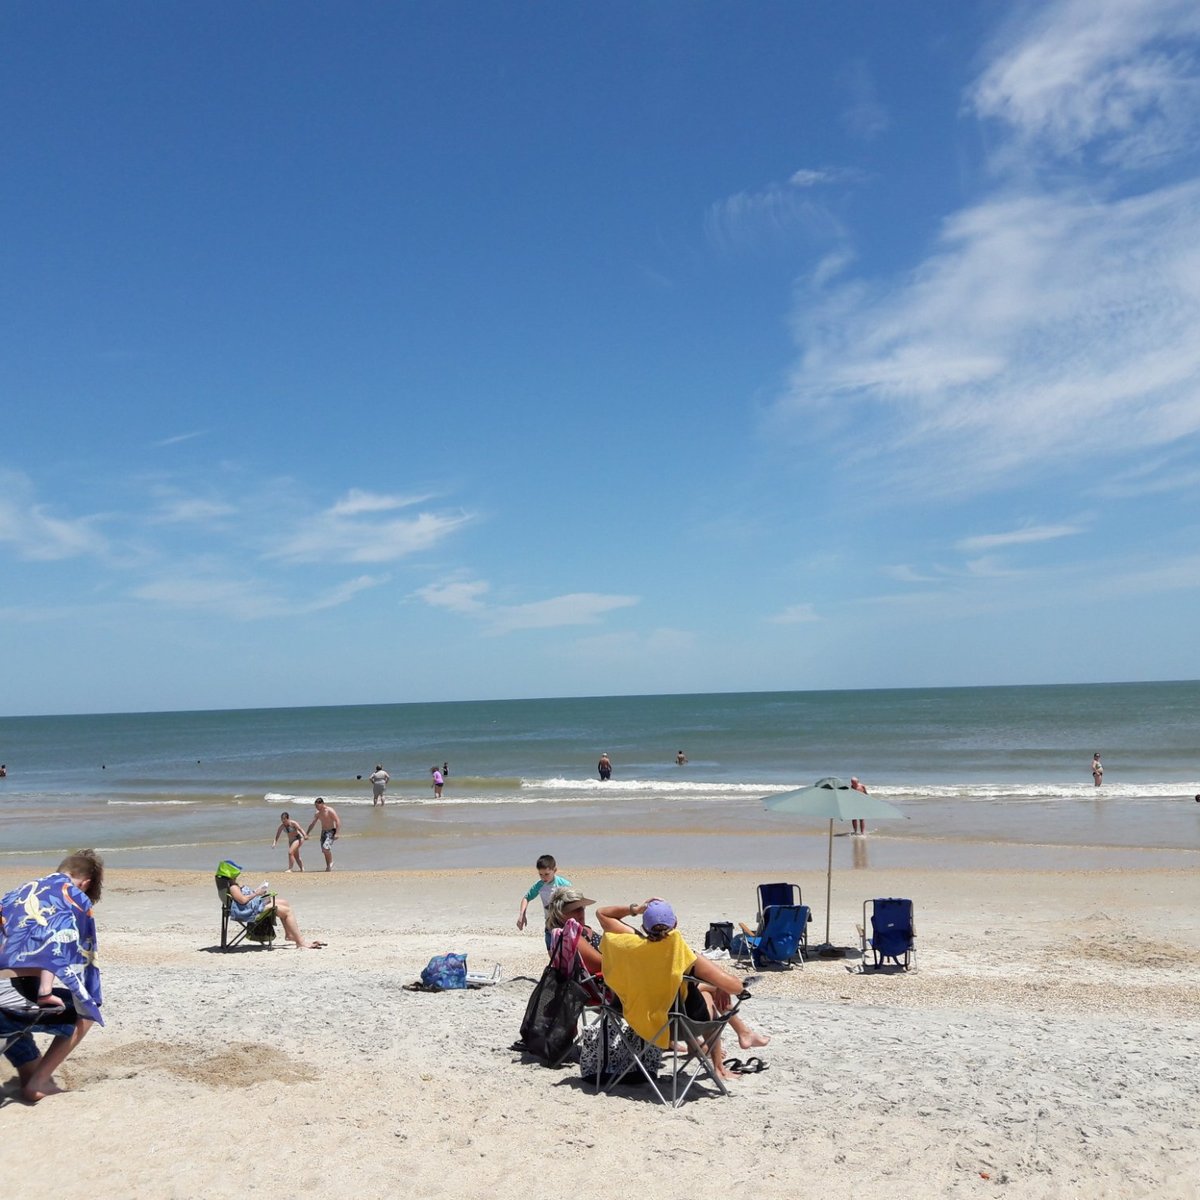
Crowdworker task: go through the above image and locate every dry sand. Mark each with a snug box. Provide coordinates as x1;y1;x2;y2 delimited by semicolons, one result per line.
2;864;1198;1199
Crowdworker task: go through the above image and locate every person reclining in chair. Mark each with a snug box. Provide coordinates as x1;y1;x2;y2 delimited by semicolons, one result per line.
225;865;327;950
596;897;768;1079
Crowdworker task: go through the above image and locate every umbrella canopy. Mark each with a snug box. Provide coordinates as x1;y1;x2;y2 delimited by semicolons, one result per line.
763;777;907;952
765;776;908;822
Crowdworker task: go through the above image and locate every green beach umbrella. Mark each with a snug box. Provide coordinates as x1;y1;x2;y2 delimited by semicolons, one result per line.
763;776;908;953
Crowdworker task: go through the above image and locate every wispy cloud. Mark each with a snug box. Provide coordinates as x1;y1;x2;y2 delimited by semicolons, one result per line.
0;473;109;561
329;489;437;517
705;174;848;256
972;0;1200;169
777;0;1200;498
956;523;1084;553
767;603;820;624
272;490;471;564
415;577;638;634
841;59;890;140
152;431;206;448
150;496;238;524
132;573;383;620
881;564;939;584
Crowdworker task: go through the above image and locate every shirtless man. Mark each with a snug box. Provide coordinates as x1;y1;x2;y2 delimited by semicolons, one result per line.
369;764;389;806
305;798;341;871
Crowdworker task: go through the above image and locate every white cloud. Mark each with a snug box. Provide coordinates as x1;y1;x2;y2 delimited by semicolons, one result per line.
329;489;436;517
841;59;890;140
768;603;820;624
881;564;939;584
956;523;1084;552
132;573;383;620
486;593;638;634
152;431;205;448
414;579;490;615
972;0;1200;168
413;577;638;634
782;181;1200;493
272;491;471;564
777;1;1200;498
151;497;238;524
0;474;109;561
706;176;846;256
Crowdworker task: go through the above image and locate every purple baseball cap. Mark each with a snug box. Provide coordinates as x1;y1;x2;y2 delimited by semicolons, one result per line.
642;899;677;932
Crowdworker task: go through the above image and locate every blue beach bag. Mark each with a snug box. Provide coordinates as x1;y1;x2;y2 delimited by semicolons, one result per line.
420;953;468;990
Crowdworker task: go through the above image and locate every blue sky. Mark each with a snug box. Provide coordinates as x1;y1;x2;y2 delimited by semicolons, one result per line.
3;1;1200;715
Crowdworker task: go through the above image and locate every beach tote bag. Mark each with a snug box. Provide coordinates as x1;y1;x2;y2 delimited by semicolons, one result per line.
420;953;468;990
520;961;584;1067
704;921;734;951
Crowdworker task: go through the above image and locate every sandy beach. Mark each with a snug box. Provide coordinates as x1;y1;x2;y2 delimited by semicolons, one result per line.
2;863;1198;1198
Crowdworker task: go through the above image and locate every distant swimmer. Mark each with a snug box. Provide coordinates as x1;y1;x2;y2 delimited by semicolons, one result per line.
675;750;687;765
850;776;868;836
431;765;443;798
442;761;449;780
306;798;341;871
1092;753;1103;787
0;764;6;778
598;753;612;782
369;764;389;806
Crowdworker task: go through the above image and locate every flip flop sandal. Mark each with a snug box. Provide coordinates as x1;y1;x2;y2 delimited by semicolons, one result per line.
723;1058;745;1073
743;1056;770;1073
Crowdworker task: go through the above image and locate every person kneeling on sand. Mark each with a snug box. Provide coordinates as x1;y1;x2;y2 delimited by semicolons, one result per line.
596;897;769;1078
226;869;326;949
0;849;106;1102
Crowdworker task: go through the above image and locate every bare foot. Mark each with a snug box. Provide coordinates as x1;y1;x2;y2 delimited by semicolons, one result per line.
738;1030;771;1050
21;1076;66;1103
37;995;66;1012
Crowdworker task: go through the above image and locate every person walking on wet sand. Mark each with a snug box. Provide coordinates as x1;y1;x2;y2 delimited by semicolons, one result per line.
431;765;443;798
272;811;307;872
598;753;612;781
1092;753;1103;787
305;798;341;871
850;776;868;836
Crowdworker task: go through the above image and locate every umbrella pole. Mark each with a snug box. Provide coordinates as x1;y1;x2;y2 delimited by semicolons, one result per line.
825;817;833;946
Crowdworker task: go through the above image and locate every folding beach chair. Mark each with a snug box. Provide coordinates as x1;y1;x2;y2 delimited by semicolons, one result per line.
756;881;803;923
215;862;277;951
733;903;810;969
0;972;80;1068
592;930;749;1108
861;897;916;971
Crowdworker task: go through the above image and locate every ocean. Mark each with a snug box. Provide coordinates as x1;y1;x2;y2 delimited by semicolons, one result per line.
1;682;1198;873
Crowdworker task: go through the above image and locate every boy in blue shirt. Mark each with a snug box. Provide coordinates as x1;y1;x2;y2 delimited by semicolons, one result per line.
516;853;571;952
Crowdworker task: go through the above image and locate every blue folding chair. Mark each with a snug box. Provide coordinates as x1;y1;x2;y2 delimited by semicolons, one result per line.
861;897;916;971
734;903;809;969
756;882;802;924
